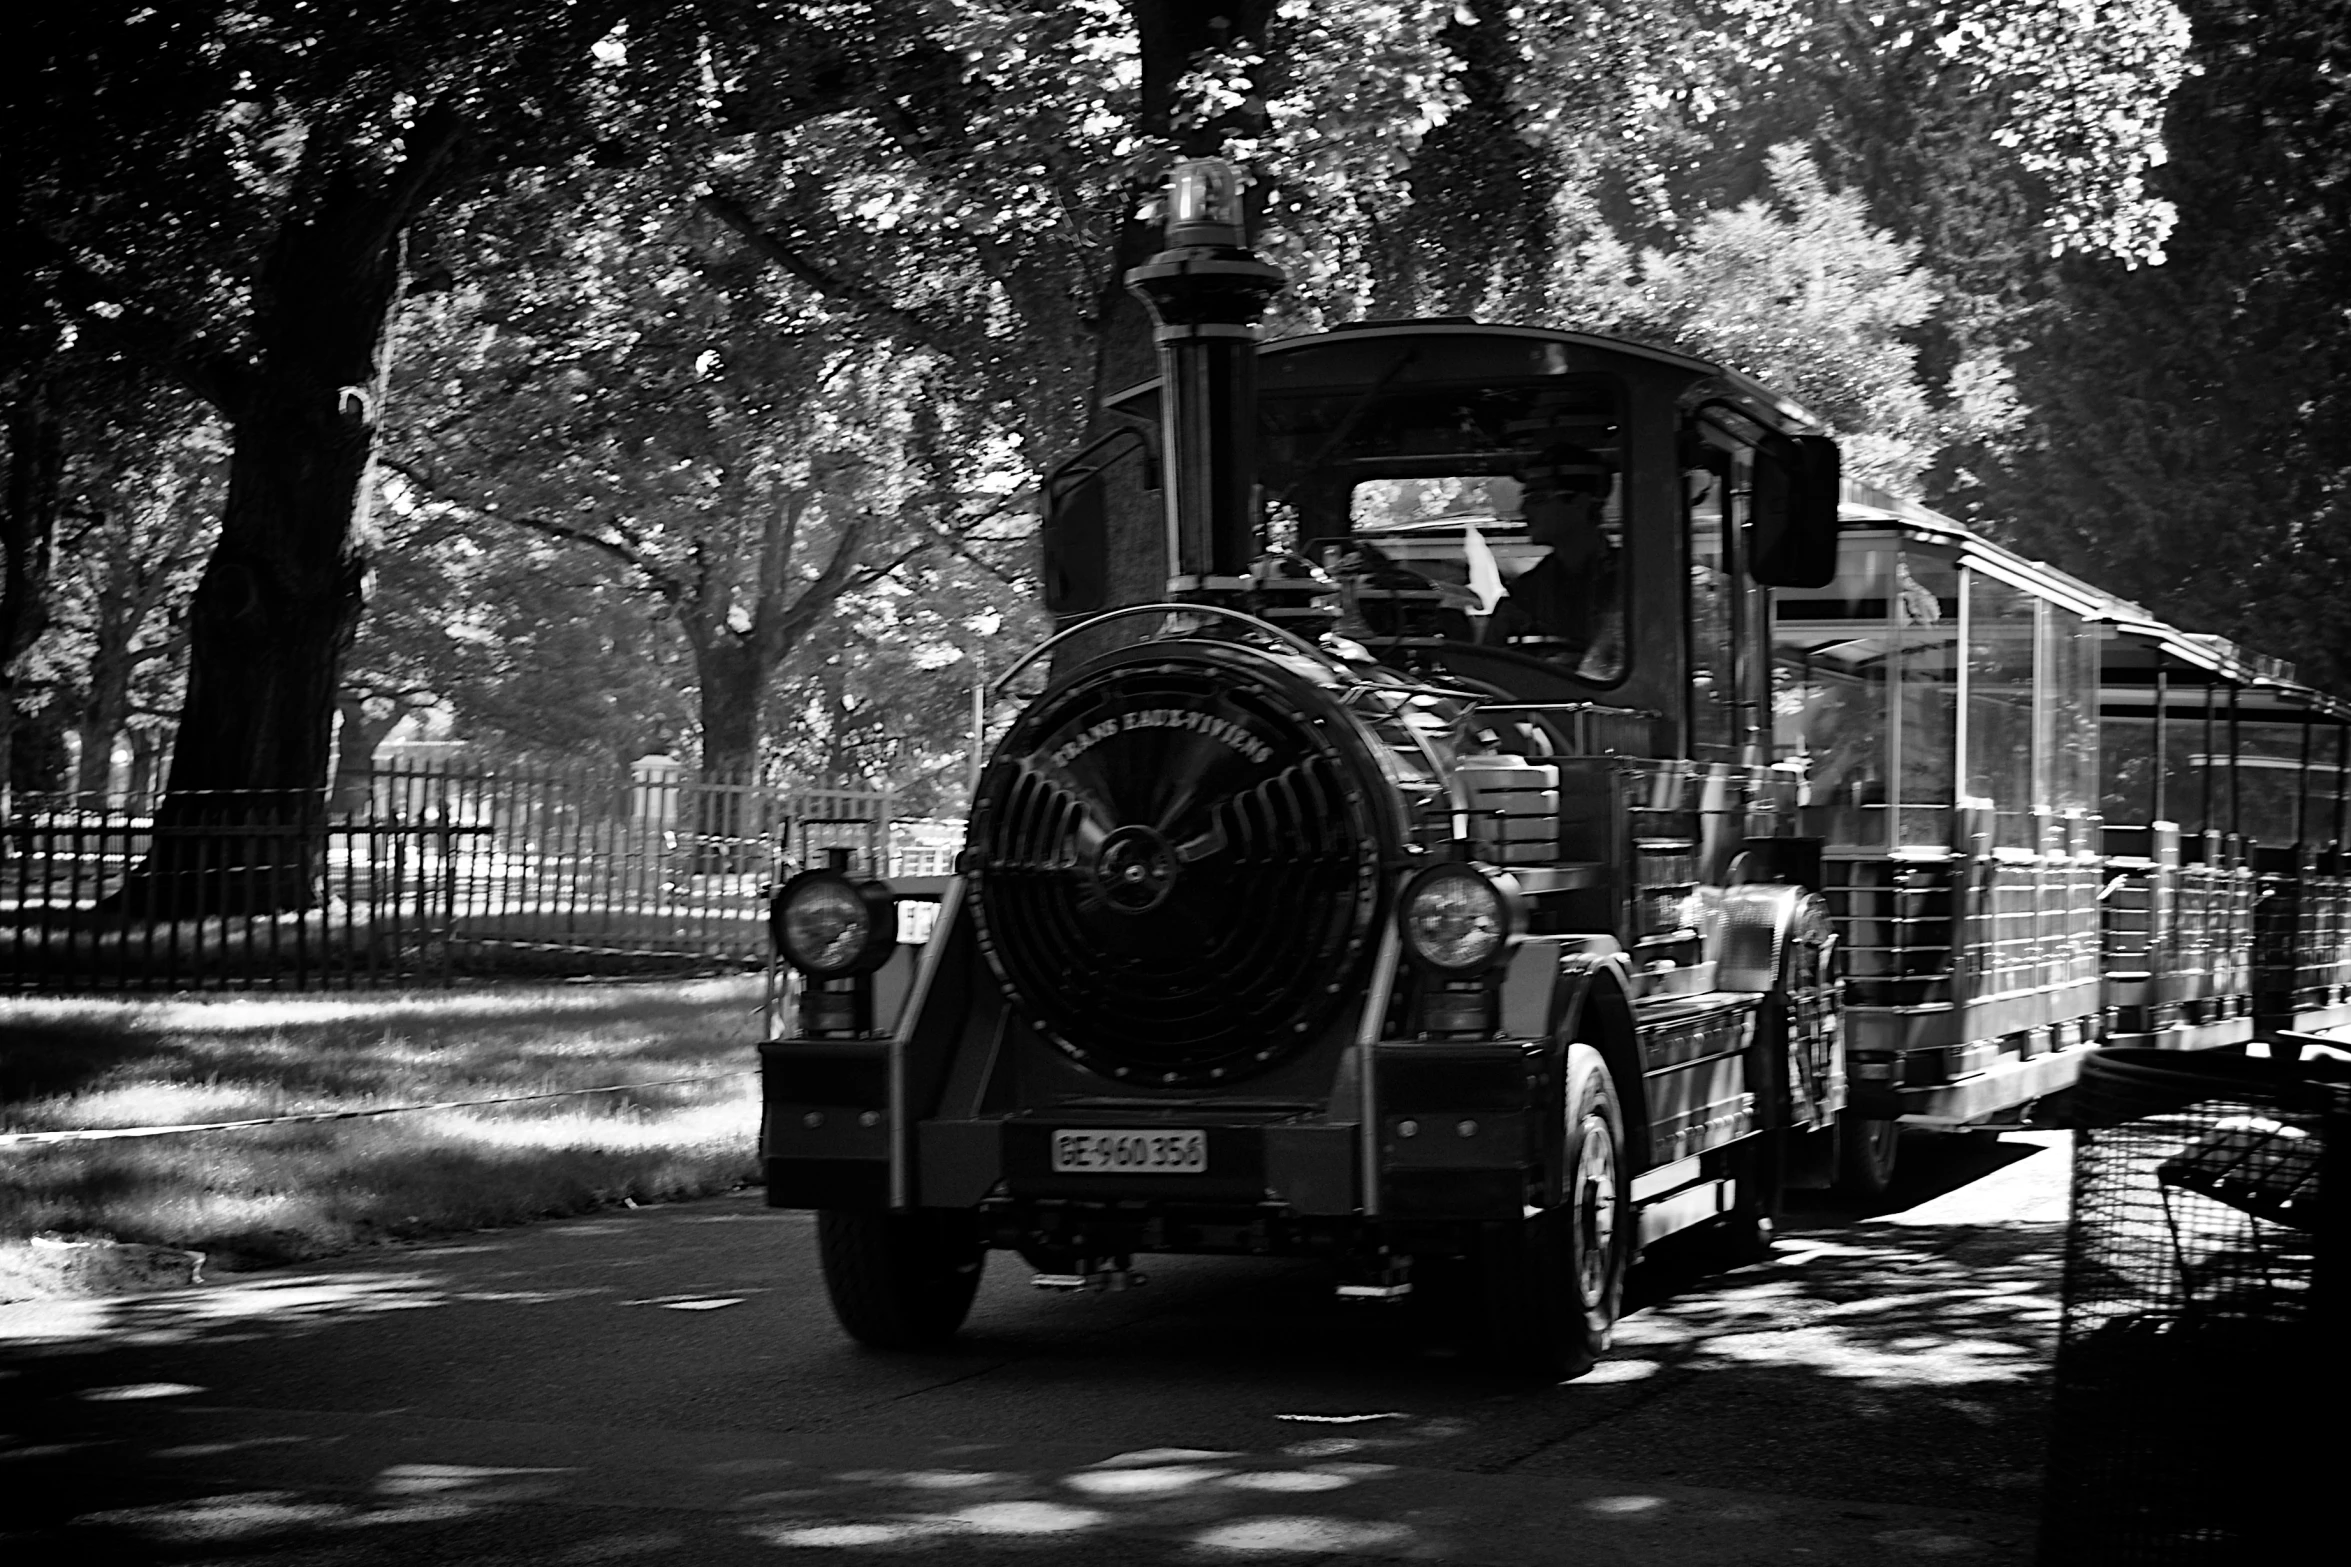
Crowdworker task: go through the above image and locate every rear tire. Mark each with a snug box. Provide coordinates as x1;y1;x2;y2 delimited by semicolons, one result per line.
817;1210;985;1349
1481;1043;1629;1380
1835;1113;1902;1199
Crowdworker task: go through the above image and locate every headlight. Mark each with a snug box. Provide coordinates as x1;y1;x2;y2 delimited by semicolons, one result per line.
1397;863;1519;973
771;871;897;977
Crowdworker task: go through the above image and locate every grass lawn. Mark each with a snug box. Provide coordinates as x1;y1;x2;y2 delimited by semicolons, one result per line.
0;977;769;1293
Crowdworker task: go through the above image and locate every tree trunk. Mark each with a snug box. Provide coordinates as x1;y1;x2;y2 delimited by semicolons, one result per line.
693;636;764;873
73;629;138;799
1;387;64;810
73;719;119;798
113;118;460;917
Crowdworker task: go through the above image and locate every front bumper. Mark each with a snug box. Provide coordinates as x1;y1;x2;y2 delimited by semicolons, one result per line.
760;1038;1548;1221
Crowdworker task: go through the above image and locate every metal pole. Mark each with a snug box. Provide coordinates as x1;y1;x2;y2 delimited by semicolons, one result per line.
2338;720;2349;851
969;653;986;805
2299;706;2314;849
2203;682;2216;839
2152;663;2168;825
2227;684;2242;840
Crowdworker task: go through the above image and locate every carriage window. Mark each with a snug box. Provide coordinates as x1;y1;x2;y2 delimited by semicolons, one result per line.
2234;720;2308;846
1966;573;2039;848
2041;604;2099;816
1773;542;1956;848
2101;715;2156;823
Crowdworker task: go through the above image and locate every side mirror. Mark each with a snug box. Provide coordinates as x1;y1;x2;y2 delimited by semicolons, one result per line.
1749;433;1840;588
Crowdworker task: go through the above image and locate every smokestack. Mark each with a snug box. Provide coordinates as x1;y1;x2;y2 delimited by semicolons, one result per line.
1124;159;1288;604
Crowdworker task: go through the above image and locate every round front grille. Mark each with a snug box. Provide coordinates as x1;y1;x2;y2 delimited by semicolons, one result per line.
968;646;1389;1087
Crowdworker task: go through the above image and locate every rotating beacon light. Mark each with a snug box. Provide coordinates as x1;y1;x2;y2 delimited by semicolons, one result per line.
1125;159;1288;604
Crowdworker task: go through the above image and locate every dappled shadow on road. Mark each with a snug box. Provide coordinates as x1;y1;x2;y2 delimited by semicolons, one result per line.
1563;1219;2062;1513
1;1141;2063;1563
8;1421;2035;1566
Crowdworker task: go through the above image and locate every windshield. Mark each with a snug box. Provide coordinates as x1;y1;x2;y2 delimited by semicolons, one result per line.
1258;373;1628;684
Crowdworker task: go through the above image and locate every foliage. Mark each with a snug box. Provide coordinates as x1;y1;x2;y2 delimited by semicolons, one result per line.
11;2;635;904
12;0;2338;826
1560;146;2017;494
348;514;695;771
382;166;1030;778
1977;0;2351;682
36;395;224;794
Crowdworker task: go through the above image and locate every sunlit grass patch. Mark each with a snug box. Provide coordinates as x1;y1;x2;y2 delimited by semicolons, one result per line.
0;978;766;1288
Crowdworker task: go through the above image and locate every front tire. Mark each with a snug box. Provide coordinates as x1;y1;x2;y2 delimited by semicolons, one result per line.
817;1210;985;1349
1481;1043;1629;1380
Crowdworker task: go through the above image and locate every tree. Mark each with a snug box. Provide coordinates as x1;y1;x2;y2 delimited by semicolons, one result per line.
345;513;696;777
383;171;1014;783
18;2;623;911
1;379;66;805
673;0;1462;652
44;401;223;796
1978;0;2351;683
1559;145;2014;495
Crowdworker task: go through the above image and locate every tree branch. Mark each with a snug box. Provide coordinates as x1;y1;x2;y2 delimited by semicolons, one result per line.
38;237;259;421
378;457;685;598
355;101;469;261
761;509;874;661
845;538;931;591
697;188;958;358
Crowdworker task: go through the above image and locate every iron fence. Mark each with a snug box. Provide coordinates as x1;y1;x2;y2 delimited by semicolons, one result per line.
0;762;953;992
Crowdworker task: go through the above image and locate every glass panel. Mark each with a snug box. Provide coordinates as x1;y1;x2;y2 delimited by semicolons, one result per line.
1966;573;2038;848
2042;605;2099;813
2101;717;2155;823
1892;551;1959;846
2234;720;2307;846
1337;464;1627;680
1262;374;1629;683
1773;540;1897;847
2167;697;2219;833
1687;458;1736;761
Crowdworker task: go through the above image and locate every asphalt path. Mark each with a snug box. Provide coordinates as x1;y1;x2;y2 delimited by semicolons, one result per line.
3;1132;2070;1566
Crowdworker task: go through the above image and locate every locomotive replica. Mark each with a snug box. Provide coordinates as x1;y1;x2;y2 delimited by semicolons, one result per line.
760;160;2351;1377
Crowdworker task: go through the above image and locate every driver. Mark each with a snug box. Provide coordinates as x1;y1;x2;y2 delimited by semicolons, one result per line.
1489;447;1623;679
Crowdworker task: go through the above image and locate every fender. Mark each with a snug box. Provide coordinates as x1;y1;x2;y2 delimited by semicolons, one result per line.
1713;882;1845;1131
1716;882;1817;994
1498;934;1651;1191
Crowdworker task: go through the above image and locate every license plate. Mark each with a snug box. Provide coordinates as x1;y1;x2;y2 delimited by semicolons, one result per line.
1050;1128;1207;1174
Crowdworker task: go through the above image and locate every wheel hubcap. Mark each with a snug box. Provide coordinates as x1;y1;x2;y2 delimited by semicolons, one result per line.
1573;1112;1617;1305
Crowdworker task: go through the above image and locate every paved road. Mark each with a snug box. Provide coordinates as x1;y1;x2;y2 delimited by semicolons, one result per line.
3;1134;2069;1565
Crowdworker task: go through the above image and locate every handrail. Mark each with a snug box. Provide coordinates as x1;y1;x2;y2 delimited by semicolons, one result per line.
987;602;1345;696
987;600;1603;714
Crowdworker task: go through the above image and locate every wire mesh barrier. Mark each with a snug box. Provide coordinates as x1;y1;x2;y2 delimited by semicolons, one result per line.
0;764;957;992
2039;1047;2348;1564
